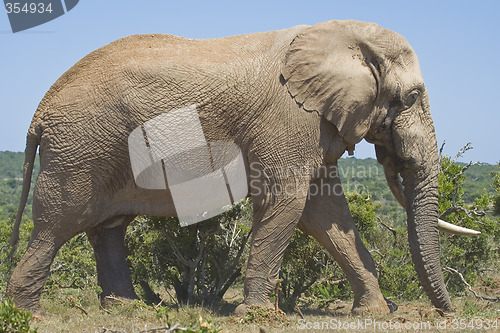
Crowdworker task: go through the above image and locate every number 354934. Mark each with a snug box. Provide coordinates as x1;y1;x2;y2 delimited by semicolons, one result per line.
5;2;53;14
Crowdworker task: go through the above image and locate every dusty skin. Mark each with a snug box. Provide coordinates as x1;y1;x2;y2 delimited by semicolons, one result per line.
8;20;464;314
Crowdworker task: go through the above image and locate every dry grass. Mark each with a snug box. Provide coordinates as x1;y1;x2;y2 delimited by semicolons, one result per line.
29;286;500;333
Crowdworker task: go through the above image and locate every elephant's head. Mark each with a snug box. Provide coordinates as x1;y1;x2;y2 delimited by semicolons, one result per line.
282;20;452;311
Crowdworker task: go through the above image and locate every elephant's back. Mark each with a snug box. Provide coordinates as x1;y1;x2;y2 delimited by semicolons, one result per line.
34;25;306;128
30;25;308;188
107;25;308;66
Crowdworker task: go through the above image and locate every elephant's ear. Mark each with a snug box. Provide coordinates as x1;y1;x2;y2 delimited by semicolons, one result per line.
282;20;383;145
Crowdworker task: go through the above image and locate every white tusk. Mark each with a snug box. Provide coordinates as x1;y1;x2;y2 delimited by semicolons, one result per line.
438;219;481;236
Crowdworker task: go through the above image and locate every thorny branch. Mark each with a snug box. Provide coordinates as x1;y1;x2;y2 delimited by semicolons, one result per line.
309;276;345;290
206;225;251;303
438;141;446;168
443;267;500;302
377;217;397;245
442;142;474;172
160;227;211;270
67;296;89;316
136;324;187;332
160;222;249;305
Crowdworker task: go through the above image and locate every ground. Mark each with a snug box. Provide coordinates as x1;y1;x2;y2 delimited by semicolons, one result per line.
29;286;499;333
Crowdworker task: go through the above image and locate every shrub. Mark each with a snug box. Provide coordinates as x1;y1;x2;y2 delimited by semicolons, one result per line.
45;233;97;294
438;156;500;294
125;199;252;306
280;228;344;309
0;298;37;333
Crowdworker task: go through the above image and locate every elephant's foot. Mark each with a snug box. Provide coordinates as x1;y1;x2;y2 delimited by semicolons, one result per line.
5;292;42;314
87;223;139;309
5;282;45;315
234;275;277;316
234;300;275;316
351;294;393;315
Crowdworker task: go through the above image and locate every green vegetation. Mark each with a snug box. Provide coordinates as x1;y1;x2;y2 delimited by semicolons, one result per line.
0;298;37;333
0;151;39;219
0;149;498;331
125;202;252;306
438;155;500;293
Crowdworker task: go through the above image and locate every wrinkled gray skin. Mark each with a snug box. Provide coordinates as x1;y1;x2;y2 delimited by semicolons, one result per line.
7;20;452;314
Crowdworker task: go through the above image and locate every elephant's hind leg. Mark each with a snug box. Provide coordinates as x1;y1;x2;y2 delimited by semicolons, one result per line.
298;177;390;314
6;227;70;311
87;216;138;307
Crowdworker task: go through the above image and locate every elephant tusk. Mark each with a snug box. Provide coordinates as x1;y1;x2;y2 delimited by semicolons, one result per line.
437;219;481;236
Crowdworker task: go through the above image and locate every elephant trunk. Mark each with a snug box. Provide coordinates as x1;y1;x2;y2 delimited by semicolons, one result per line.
402;165;452;311
397;91;452;311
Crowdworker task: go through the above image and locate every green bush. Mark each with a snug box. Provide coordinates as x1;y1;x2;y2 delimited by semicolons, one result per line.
125;199;252;306
280;228;344;309
438;157;500;294
0;298;37;333
45;233;97;294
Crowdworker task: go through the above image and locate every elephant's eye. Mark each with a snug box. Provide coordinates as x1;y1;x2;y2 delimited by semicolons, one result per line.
403;90;420;109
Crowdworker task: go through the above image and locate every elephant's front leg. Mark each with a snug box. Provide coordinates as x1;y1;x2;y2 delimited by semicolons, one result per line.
235;177;308;314
298;175;391;314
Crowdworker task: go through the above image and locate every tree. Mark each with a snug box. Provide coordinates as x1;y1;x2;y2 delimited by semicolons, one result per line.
125;199;252;306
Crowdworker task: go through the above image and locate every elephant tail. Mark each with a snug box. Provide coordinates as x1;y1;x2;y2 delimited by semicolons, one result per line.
9;126;41;249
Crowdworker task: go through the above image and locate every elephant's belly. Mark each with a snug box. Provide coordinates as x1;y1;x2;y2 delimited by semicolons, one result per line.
111;187;178;217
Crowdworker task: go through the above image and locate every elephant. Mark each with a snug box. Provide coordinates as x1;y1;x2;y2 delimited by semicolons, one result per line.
6;20;478;314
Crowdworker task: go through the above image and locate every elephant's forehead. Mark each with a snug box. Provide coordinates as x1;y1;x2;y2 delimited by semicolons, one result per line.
389;54;424;90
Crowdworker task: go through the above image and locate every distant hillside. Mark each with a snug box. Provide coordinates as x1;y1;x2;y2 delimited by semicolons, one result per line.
0;151;39;218
339;157;497;197
462;163;498;202
0;151;496;221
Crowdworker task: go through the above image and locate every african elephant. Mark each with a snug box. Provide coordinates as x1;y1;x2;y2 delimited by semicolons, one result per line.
7;20;475;314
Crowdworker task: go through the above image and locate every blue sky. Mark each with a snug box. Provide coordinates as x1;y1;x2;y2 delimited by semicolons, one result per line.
0;0;498;163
